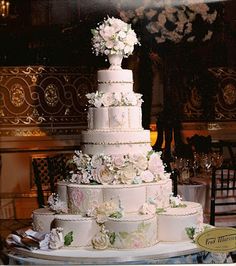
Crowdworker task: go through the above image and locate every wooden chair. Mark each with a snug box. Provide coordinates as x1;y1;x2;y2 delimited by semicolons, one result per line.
210;166;236;226
32;153;72;208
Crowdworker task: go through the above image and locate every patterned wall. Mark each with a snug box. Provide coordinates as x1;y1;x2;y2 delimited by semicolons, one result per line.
183;68;236;121
0;66;97;137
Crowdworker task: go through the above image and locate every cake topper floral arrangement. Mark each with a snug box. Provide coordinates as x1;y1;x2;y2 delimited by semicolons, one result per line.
117;0;218;44
91;16;140;57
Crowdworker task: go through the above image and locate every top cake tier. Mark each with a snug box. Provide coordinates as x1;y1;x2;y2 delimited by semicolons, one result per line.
97;69;133;94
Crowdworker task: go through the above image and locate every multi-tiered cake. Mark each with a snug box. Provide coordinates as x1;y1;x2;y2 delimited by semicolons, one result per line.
30;17;204;251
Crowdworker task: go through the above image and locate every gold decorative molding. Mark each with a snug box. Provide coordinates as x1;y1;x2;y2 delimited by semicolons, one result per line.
0;66;97;136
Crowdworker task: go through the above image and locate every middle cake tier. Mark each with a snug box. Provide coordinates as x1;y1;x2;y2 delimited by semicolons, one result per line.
81;130;152;155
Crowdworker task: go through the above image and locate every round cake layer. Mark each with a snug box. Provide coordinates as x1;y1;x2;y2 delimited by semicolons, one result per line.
98;69;133;84
67;184;103;215
146;180;173;209
54;214;100;248
98;82;133;94
81;142;152;155
105;213;158;249
81;130;151;145
32;208;55;233
57;181;69;207
157;203;202;242
88;106;142;130
64;181;172;216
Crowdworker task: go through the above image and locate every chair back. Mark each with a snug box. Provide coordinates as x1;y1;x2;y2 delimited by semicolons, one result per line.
170;169;178;196
210;165;236;226
32;153;72;208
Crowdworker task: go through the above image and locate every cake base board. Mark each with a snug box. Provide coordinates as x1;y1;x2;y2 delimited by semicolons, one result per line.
8;241;200;264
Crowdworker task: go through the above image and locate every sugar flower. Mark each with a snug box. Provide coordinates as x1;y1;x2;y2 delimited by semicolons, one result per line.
91;16;140;57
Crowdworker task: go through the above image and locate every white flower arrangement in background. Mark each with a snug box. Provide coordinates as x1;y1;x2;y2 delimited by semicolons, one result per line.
69;150;170;185
86;91;143;108
117;0;218;43
91;16;140;57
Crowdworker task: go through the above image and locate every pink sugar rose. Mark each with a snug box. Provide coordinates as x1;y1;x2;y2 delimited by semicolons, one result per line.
112;155;125;169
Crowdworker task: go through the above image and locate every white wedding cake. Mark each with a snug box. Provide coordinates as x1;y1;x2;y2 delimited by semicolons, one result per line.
31;17;204;251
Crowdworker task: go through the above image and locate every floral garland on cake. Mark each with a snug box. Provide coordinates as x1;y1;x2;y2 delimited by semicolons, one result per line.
91;16;140;57
69;150;170;185
86;91;143;107
117;0;218;44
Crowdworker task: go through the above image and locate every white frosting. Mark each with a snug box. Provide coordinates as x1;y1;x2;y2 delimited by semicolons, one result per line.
103;185;146;213
67;184;103;215
63;182;172;216
82;130;151;145
98;69;133;85
88;106;142;130
105;213;158;249
54;214;100;247
32;208;55;233
146;179;173;209
98;82;133;94
57;181;68;207
157;204;201;242
81;142;152;156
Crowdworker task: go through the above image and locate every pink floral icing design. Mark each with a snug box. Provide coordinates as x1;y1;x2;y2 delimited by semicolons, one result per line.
70;188;84;209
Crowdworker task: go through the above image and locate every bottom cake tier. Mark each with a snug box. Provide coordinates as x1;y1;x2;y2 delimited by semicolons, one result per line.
31;201;203;250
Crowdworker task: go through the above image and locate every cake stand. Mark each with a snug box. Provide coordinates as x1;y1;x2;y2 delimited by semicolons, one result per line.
6;241;203;265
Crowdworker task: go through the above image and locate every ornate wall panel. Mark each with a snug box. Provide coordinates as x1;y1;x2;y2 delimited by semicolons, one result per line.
209;67;236;120
0;66;96;137
182;68;236;121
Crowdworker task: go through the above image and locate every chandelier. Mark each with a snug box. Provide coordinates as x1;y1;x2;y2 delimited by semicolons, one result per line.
1;0;10;17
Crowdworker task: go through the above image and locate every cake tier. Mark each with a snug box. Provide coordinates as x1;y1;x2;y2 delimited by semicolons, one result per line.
157;202;203;242
81;142;152;155
65;180;172;216
105;213;158;249
82;130;150;145
54;214;100;248
97;69;133;94
57;181;68;208
88;106;142;130
32;208;55;233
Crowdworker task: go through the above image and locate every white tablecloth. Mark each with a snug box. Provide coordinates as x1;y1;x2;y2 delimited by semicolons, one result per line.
178;183;207;211
178;177;236;226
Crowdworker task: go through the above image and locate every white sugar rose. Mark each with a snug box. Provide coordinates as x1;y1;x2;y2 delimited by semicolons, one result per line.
96;201;118;223
131;154;148;171
92;231;110;250
49;228;64;250
91;165;113;184
148;152;165;176
119;165;137;184
112;92;122;105
140;170;155;183
139;203;156;215
91;154;103;168
101;92;115;107
123;92;137;105
92;225;110;250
